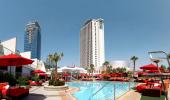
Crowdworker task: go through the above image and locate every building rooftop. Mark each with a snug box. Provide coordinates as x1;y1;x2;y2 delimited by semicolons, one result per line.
81;18;104;30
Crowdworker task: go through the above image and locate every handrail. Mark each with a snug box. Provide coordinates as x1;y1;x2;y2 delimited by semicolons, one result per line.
89;82;110;100
70;76;79;81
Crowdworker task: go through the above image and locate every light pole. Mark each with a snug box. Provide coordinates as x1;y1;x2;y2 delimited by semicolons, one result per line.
150;59;161;73
148;51;169;100
148;51;170;67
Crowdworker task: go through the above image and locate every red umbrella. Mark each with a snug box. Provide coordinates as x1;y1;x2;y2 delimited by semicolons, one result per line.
142;72;148;76
140;64;159;70
63;73;71;77
0;54;34;66
110;73;117;77
79;73;88;76
38;73;47;77
0;54;33;96
147;70;159;73
101;74;111;77
32;70;45;74
137;71;143;75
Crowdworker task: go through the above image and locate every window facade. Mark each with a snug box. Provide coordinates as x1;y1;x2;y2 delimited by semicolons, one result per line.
24;21;41;59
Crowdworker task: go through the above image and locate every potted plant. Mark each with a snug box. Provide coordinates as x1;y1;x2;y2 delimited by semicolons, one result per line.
17;76;29;88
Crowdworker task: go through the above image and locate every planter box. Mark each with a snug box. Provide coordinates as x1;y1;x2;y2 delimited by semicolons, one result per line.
44;85;69;91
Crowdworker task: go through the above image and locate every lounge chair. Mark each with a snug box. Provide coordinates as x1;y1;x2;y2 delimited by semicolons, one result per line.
8;87;29;99
0;83;29;99
136;84;148;92
142;87;161;97
30;81;42;86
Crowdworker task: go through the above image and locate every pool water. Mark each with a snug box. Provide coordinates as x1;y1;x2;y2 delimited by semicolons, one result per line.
67;81;136;100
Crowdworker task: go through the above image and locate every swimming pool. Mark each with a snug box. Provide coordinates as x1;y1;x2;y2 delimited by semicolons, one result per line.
67;81;136;100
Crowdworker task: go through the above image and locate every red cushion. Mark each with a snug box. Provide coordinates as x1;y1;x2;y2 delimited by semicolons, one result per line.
1;89;7;96
30;82;42;86
0;83;8;90
7;87;29;96
136;85;148;92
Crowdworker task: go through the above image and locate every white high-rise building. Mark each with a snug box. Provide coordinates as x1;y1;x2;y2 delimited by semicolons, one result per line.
80;18;105;72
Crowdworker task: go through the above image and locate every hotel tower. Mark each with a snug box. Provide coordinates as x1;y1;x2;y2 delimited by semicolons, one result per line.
80;18;105;72
24;21;41;59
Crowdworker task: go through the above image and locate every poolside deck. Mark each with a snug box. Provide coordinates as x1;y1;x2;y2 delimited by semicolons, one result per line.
23;83;79;100
117;90;141;100
117;84;170;100
23;82;170;100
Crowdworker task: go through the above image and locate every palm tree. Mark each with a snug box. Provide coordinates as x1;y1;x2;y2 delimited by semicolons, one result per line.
47;54;53;65
103;61;109;66
85;67;91;78
105;65;112;74
103;61;109;71
130;56;138;77
112;68;117;73
47;54;53;68
90;64;95;78
48;52;63;81
119;67;126;73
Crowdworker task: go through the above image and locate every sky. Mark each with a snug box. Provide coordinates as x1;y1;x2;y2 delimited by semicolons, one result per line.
0;0;170;69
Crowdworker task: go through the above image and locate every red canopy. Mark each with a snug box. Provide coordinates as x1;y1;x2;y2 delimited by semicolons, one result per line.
0;53;33;94
140;64;159;70
32;70;45;74
110;73;117;77
38;73;47;76
62;73;71;77
138;72;148;75
147;70;159;73
79;73;88;76
0;54;33;66
101;74;111;77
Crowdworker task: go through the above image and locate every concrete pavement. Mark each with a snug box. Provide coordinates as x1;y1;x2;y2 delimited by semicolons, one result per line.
23;85;78;100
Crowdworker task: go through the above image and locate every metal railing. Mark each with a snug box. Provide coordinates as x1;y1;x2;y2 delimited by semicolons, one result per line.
70;76;79;81
89;82;137;100
89;82;110;100
112;82;136;100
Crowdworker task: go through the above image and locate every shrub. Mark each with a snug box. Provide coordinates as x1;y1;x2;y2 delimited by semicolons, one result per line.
31;74;40;82
17;76;29;86
49;79;65;86
49;80;53;85
103;76;110;80
1;72;17;86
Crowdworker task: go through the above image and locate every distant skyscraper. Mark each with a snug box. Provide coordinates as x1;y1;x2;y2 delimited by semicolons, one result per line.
80;18;105;72
24;21;41;59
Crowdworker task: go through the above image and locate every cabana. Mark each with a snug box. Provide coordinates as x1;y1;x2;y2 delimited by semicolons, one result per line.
58;66;87;81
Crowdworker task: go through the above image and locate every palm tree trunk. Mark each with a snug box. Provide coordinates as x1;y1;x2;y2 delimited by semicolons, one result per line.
133;61;135;77
54;63;58;81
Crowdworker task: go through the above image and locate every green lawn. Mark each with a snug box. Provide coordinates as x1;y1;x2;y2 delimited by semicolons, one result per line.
140;95;165;100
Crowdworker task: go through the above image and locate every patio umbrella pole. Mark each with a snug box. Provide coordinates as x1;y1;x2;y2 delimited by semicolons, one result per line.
9;65;11;98
160;76;168;100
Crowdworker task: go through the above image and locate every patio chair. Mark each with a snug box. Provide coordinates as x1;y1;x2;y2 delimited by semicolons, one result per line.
30;81;42;86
